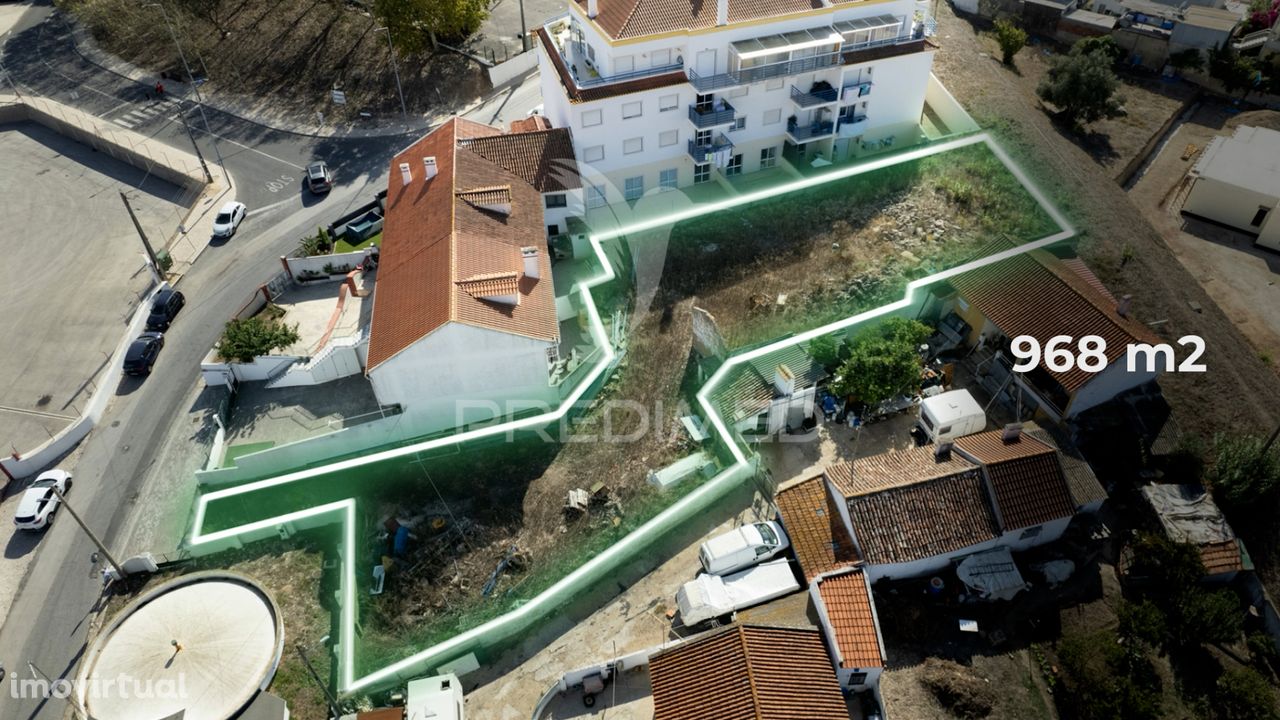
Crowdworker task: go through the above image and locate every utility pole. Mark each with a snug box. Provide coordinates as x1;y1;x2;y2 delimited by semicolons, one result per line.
375;26;408;119
149;2;231;187
121;191;164;283
176;105;212;184
52;486;127;580
519;0;530;53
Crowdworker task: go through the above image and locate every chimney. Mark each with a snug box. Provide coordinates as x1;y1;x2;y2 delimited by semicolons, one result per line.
399;162;412;186
716;0;728;26
522;246;541;279
1001;423;1023;443
588;0;599;18
773;364;796;396
935;442;954;461
1116;294;1132;318
423;156;438;180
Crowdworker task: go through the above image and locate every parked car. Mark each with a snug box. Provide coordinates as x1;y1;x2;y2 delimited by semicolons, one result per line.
145;289;185;331
676;559;800;627
305;162;334;194
123;332;165;375
211;201;247;238
14;469;72;531
698;521;790;576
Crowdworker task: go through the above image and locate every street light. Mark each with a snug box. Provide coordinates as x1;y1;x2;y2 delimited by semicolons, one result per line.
374;26;408;120
147;2;232;188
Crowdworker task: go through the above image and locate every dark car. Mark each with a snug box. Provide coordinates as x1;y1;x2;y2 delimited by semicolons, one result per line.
145;289;185;331
306;162;334;194
123;332;165;376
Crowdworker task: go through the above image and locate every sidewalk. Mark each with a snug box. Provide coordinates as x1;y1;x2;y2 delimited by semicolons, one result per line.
65;15;495;140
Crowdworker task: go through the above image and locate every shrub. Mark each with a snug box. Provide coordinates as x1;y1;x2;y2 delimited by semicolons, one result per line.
993;20;1027;65
1127;533;1244;649
219;315;301;363
1209;434;1280;513
920;658;995;719
1057;629;1163;720
1217;666;1280;720
807;334;843;370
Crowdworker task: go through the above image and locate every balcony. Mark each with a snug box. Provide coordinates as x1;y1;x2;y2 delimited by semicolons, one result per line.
688;134;735;164
841;81;873;102
790;84;839;109
786;120;835;144
688;101;737;129
575;59;686;89
687;52;842;92
836;115;869;138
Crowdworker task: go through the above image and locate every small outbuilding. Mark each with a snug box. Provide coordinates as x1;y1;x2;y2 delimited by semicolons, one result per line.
1184;125;1280;249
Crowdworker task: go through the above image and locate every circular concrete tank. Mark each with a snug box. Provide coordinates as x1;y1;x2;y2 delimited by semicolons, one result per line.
77;571;284;720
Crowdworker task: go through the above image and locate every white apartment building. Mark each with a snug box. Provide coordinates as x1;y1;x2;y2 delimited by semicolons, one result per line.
535;0;939;200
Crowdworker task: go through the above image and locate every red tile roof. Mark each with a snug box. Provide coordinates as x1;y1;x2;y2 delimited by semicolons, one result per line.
775;475;860;582
956;430;1077;530
816;570;884;669
461;127;581;192
509;114;552;133
827;445;978;498
537;28;687;102
950;249;1163;393
367;118;561;370
649;625;847;720
575;0;823;40
1200;540;1244;575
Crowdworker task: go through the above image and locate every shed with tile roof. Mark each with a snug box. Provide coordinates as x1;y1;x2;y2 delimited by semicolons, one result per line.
649;624;848;720
711;342;827;437
775;474;860;583
812;568;886;689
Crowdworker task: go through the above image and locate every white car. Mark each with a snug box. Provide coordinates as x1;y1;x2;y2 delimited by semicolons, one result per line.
211;201;247;238
698;521;790;576
14;469;72;531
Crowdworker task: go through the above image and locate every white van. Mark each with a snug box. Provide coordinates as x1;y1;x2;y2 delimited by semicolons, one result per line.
698;521;790;576
917;390;987;443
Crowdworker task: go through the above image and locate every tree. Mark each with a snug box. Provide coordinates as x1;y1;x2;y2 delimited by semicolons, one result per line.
1076;35;1124;64
807;334;844;371
1057;629;1163;720
219;314;301;362
1037;40;1127;129
1209;44;1260;99
993;19;1027;66
374;0;489;54
1127;533;1244;650
828;317;930;406
1169;48;1204;74
1217;666;1280;720
1209;434;1280;513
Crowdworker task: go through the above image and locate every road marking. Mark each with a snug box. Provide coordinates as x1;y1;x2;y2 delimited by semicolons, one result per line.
247;197;296;217
0;404;77;421
113;116;135;128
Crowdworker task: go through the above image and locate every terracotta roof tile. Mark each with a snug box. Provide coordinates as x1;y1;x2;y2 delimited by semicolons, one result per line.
950;249;1163;393
816;570;884;669
775;475;860;582
460;125;581;192
826;445;978;497
575;0;823;40
537;28;687;102
367;118;560;370
650;625;847;720
1025;425;1108;510
956;430;1076;530
456;185;512;207
1200;540;1244;575
509;114;552;133
457;271;521;299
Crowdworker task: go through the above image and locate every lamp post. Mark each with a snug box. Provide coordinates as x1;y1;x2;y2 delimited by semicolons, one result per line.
148;2;231;187
375;26;408;119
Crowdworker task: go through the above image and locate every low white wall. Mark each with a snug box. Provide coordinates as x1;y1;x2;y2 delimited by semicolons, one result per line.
488;50;538;88
925;73;981;136
269;340;363;388
284;250;370;281
0;283;163;479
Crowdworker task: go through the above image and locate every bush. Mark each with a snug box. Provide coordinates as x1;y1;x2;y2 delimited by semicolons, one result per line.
829;317;931;406
1210;434;1280;513
1216;666;1280;720
219;315;301;363
1126;533;1243;649
993;20;1027;65
807;334;843;370
1057;629;1163;720
920;658;995;719
1037;38;1126;129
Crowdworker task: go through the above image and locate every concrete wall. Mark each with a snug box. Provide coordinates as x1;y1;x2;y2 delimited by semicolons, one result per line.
1113;28;1171;69
1185;174;1280;244
924;73;981;136
367;323;558;426
489;50;540;87
269;336;364;388
1064;355;1159;417
283;250;372;281
202;354;302;386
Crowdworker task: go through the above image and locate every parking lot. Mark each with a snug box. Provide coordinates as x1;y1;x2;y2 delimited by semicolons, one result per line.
0;121;191;454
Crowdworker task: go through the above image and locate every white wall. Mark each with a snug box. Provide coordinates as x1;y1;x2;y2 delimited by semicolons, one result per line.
1065;357;1158;417
269;337;364;387
368;323;558;427
490;49;540;87
1185;175;1280;240
284;250;372;280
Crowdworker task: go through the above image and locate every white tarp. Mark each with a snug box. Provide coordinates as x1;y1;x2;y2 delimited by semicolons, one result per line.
957;547;1027;601
1140;483;1235;546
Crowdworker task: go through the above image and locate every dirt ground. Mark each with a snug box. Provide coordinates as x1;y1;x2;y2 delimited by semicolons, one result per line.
62;0;488;121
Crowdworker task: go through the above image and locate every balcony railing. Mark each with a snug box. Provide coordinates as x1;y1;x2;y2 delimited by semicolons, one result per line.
687;51;842;92
836;115;869;138
786;120;835;143
688;134;735;164
688;101;736;128
574;58;686;88
790;85;839;108
841;81;873;102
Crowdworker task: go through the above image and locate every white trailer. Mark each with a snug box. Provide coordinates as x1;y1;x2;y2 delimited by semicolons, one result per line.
917;390;987;443
676;559;800;627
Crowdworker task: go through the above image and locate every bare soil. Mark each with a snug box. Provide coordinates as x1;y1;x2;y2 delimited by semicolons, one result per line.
60;0;488;121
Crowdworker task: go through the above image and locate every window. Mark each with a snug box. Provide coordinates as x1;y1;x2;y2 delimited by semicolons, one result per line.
547;223;559;236
587;184;607;208
695;129;712;146
763;108;782;126
659;168;678;190
582;109;602;127
1019;526;1043;541
695;93;713;112
586;44;596;62
848;672;869;686
659;93;679;112
583;144;604;162
651;48;672;66
694;163;711;184
760;146;777;169
1252;207;1270;227
622;101;642;119
766;77;784;91
614;55;634;73
624;176;644;200
729;86;748;98
729;117;746;132
725;153;743;176
544;193;567;208
623;137;644;155
659;129;679;147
